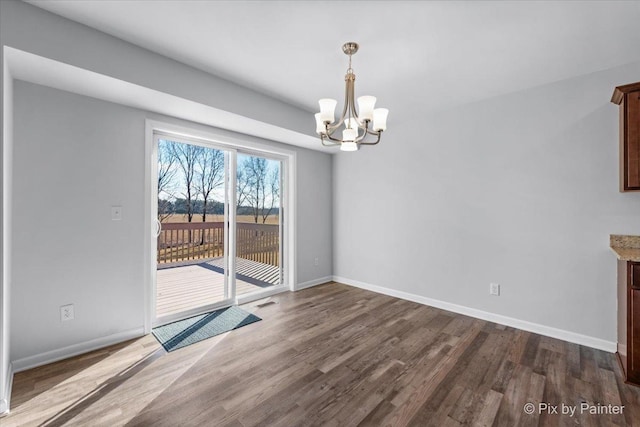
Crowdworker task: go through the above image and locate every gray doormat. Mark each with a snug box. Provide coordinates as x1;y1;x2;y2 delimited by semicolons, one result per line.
152;306;261;352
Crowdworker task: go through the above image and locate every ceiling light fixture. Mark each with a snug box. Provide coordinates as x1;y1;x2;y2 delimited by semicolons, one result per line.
315;42;388;152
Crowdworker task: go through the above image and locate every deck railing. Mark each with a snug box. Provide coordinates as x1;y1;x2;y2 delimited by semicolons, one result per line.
157;221;279;267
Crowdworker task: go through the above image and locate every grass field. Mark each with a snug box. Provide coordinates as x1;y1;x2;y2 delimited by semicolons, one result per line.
161;214;279;225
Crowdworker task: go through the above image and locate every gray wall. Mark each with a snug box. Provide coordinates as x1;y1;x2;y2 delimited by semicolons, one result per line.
333;61;640;343
11;80;332;362
0;0;331;404
12;81;146;361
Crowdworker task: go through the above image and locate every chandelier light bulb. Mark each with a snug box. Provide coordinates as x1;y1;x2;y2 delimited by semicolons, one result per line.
373;108;389;131
357;96;376;121
318;99;337;123
314;113;325;134
342;128;357;142
341;141;358;152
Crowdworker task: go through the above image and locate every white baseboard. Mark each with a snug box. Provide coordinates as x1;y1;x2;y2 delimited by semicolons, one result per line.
0;362;13;416
333;276;617;353
11;327;146;373
296;276;333;291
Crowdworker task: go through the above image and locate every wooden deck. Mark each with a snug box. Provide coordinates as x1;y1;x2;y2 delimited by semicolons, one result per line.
156;257;280;318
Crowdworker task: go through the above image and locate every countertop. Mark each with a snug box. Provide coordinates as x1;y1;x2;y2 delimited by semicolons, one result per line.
610;235;640;262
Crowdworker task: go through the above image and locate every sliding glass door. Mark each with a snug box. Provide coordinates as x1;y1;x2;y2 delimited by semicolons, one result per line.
235;153;282;298
154;136;232;323
151;133;287;325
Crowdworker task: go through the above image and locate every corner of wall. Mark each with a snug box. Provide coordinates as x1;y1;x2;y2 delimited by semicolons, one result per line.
329;151;337;278
296;276;333;291
1;41;14;416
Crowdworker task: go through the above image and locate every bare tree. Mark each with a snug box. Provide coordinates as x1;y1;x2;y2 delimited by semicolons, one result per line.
237;156;280;224
236;168;250;212
262;167;279;224
196;148;224;223
157;141;177;222
170;142;202;223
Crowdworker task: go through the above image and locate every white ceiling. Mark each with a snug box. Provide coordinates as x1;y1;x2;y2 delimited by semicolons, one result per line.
26;0;640;123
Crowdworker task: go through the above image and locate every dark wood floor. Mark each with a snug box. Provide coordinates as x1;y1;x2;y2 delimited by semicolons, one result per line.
4;282;640;426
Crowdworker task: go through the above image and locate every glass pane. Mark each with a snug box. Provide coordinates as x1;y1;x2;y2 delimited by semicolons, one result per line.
155;138;228;318
235;154;282;296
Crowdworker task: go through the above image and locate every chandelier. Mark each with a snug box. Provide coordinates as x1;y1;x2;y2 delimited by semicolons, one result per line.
314;42;389;152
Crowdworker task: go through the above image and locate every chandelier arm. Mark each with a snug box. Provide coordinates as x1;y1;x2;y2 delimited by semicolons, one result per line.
363;127;380;137
325;118;345;135
340;77;350;119
358;118;380;138
355;120;370;143
346;77;364;141
349;80;360;122
358;131;382;145
322;76;352;136
358;120;380;139
355;121;381;145
321;139;340;147
325;89;349;134
323;129;347;143
327;75;350;131
320;134;340;147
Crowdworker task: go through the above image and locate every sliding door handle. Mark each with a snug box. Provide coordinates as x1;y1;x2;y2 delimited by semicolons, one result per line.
155;218;162;237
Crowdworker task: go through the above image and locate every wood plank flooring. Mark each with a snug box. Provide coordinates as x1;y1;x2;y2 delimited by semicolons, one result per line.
4;282;640;426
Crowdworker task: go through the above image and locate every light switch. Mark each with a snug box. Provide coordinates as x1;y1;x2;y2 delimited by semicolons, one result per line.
60;304;74;322
111;206;122;221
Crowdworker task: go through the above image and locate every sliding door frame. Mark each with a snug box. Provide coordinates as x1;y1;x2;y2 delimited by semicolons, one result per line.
235;150;288;305
149;133;235;327
143;120;296;333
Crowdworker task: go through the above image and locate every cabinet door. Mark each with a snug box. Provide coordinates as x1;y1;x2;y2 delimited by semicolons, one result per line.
632;262;640;289
630;288;640;383
625;91;640;190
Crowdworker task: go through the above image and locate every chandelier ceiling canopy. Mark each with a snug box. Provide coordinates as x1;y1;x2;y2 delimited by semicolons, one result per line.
314;42;389;152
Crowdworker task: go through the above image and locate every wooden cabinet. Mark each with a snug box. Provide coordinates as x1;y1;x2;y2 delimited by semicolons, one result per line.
631;288;640;383
618;260;640;385
611;82;640;192
633;263;640;287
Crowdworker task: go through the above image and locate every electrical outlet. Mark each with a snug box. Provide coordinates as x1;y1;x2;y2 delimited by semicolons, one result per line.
60;304;74;322
111;206;122;221
489;283;500;296
314;257;319;266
